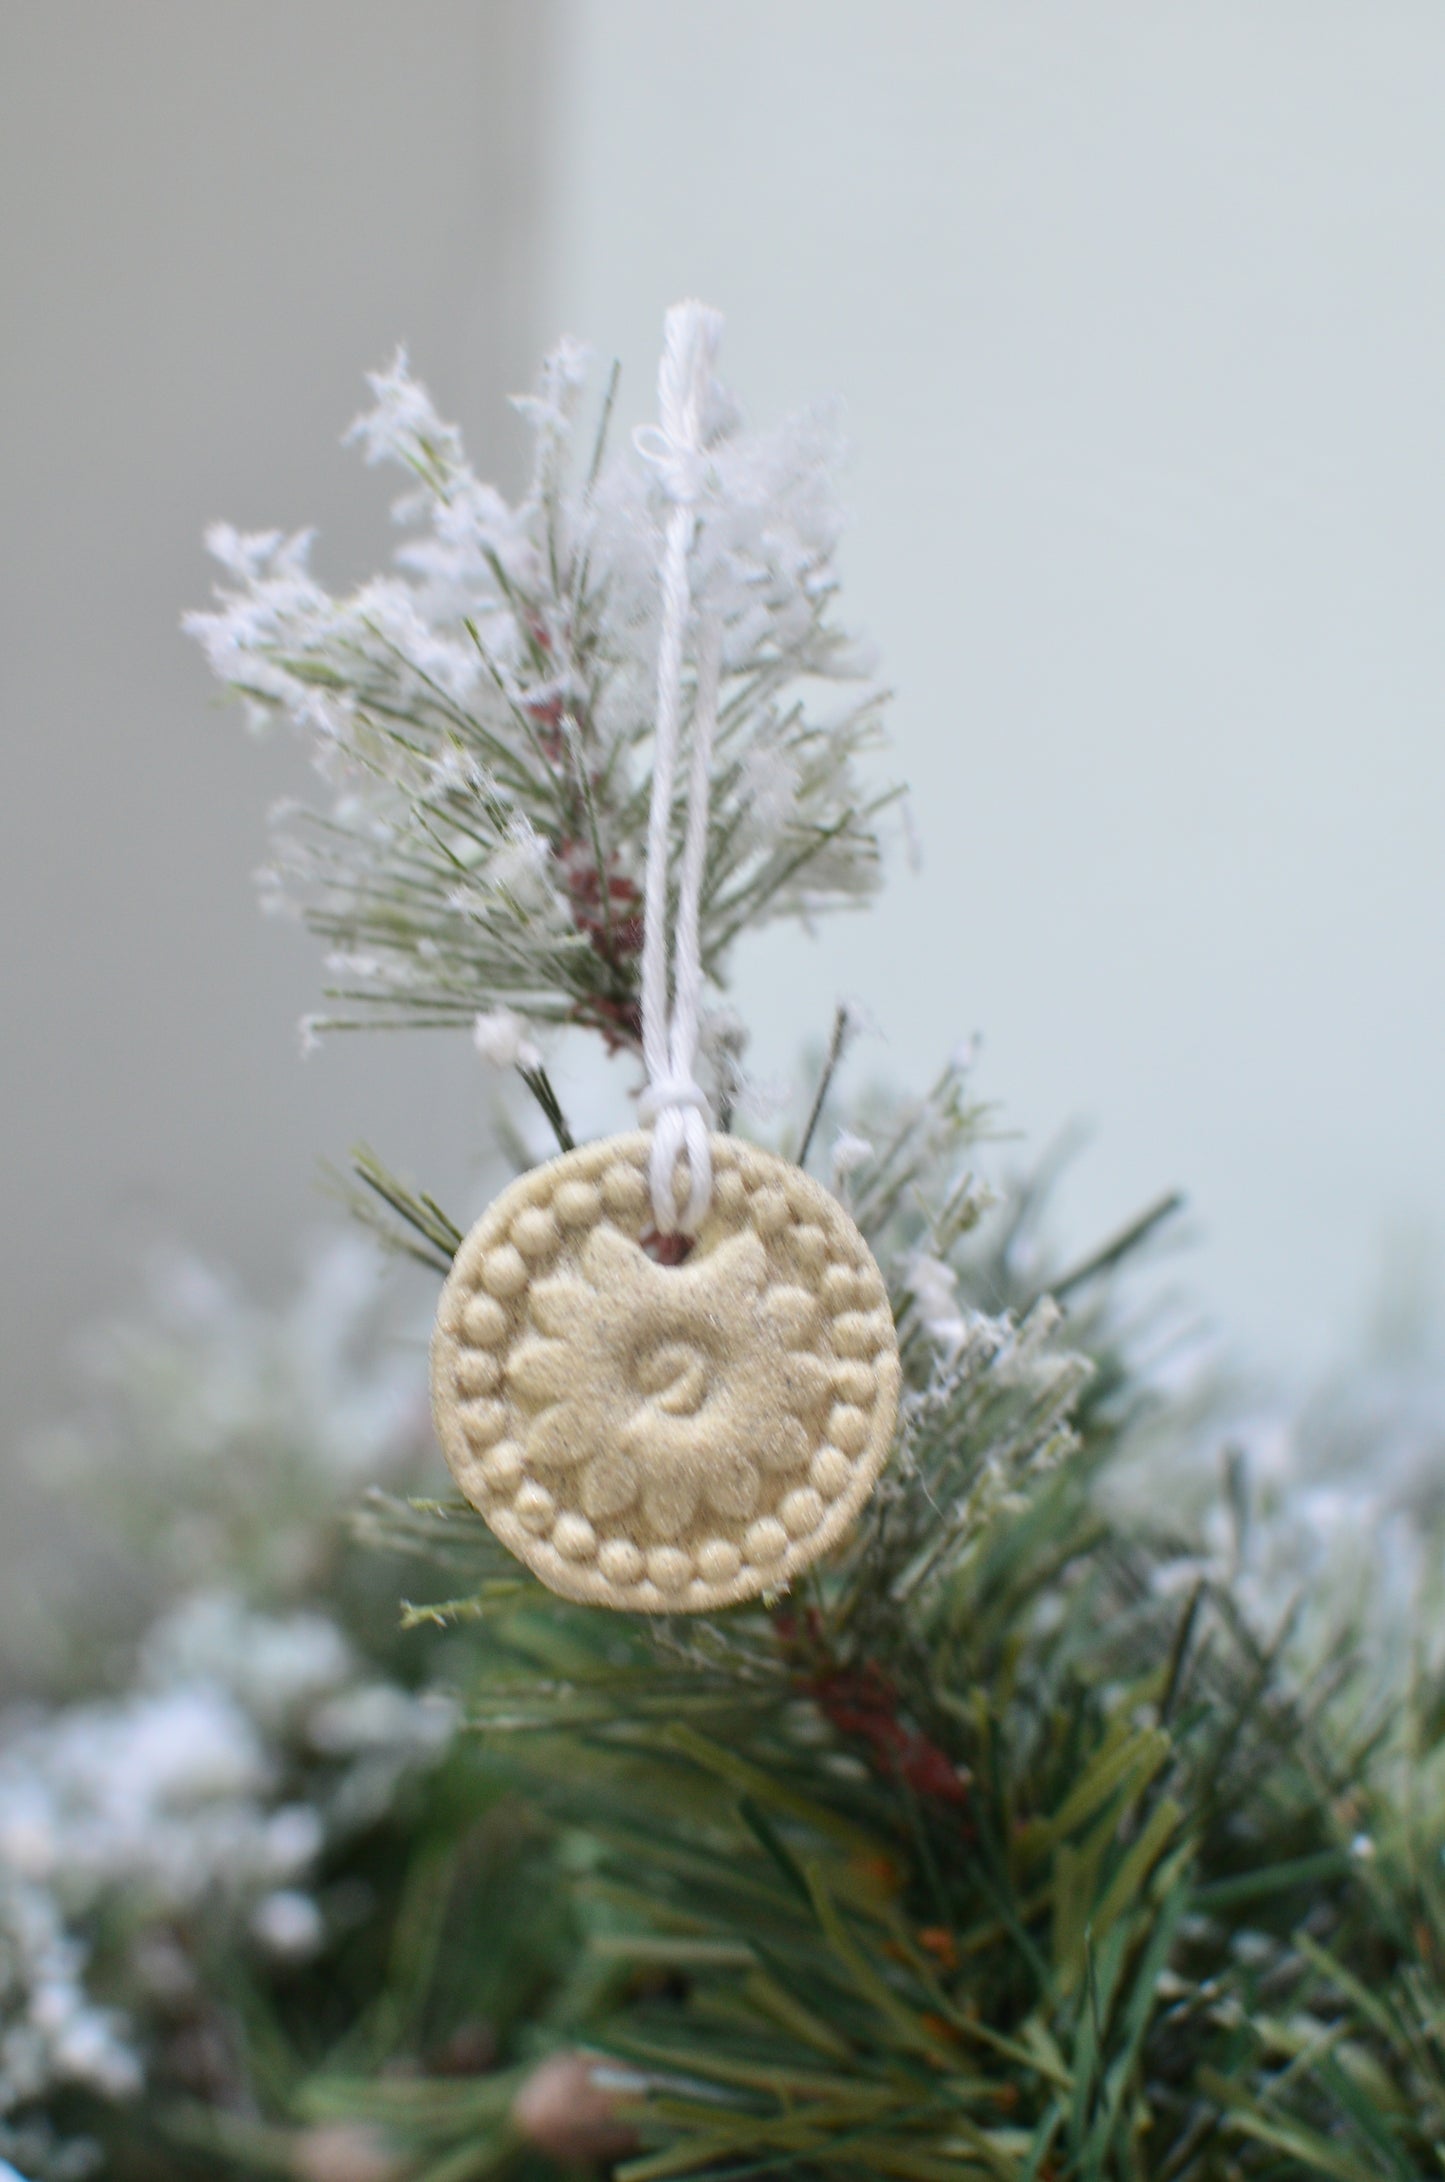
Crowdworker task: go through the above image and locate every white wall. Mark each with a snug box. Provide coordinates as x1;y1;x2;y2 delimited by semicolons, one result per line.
0;3;556;1440
541;1;1445;1376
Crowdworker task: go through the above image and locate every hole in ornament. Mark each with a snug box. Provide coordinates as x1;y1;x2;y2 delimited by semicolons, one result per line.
641;1229;693;1266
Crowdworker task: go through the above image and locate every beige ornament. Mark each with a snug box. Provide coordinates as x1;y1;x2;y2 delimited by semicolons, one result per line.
430;1132;900;1612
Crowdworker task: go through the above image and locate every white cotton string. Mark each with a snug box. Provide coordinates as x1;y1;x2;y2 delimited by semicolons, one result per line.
634;301;724;1233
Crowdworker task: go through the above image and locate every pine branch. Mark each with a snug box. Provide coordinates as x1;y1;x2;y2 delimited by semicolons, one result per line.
517;1064;575;1155
325;1146;464;1275
795;1003;854;1169
1047;1189;1187;1304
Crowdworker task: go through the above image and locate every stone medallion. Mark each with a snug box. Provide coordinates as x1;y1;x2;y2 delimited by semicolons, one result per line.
430;1132;900;1612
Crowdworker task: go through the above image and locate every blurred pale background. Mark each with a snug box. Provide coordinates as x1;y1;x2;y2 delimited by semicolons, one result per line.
3;3;1443;1448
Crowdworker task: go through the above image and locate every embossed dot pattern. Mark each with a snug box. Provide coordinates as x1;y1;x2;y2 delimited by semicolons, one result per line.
430;1133;901;1612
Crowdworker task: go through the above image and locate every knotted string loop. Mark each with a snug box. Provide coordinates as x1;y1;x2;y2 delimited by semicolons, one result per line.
637;1075;710;1121
632;424;707;507
636;301;724;1234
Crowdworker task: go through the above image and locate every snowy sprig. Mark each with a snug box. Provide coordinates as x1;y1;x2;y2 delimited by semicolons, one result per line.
0;1589;455;2155
187;341;898;1074
0;1596;453;1924
1124;1343;1445;1698
15;1238;431;1641
0;1238;462;2163
0;1869;138;2153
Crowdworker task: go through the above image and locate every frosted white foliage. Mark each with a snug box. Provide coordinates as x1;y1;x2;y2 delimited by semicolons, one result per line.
187;337;898;1057
249;1888;324;1960
906;1254;971;1362
1137;1345;1445;1686
85;1236;420;1486
829;1129;873;1186
472;1005;542;1072
0;1874;140;2116
0;1865;137;2176
0;1592;455;2132
16;1238;432;1622
0;1596;451;1923
0;1241;460;2150
139;1593;353;1740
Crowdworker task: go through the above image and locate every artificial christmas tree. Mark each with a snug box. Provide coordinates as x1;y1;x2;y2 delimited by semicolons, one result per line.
126;306;1445;2179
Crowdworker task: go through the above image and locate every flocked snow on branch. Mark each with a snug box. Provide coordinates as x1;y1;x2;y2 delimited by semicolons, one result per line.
186;342;899;1064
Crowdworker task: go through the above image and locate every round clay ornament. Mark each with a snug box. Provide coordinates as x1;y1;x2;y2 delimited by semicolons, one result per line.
430;1131;901;1611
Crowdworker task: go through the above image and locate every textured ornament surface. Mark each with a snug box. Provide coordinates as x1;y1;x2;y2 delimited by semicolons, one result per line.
431;1132;900;1611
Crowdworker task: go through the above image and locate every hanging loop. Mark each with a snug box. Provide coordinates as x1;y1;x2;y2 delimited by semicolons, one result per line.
634;302;724;1234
